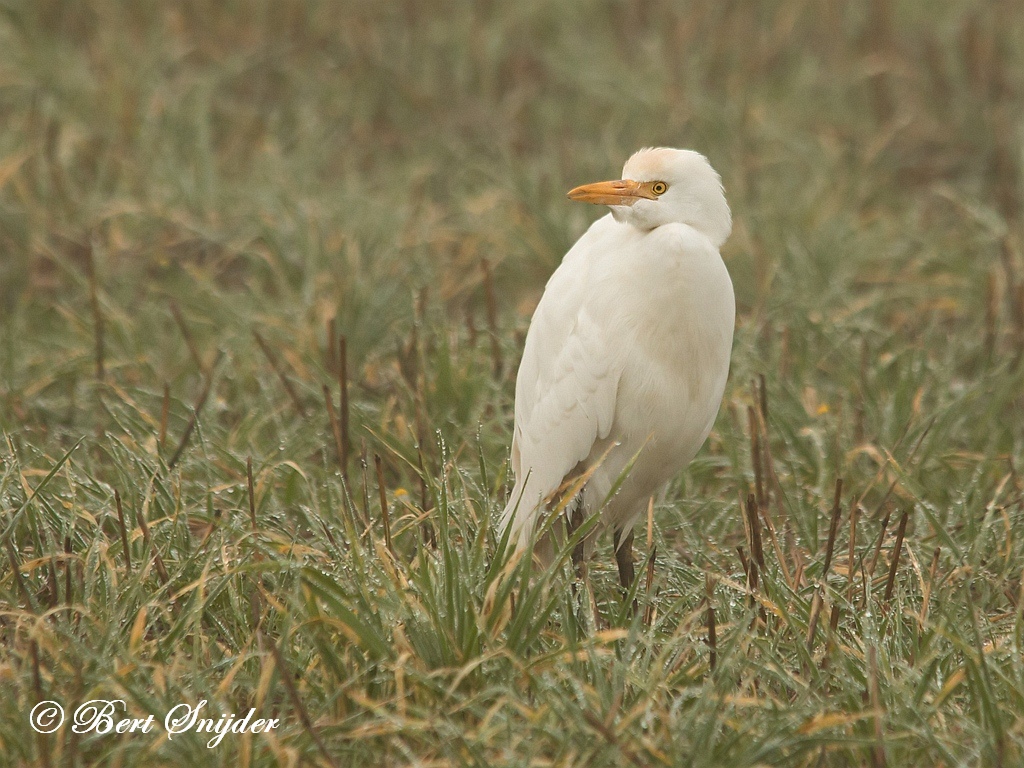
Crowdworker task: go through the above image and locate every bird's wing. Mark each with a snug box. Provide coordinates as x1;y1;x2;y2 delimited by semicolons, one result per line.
500;220;623;548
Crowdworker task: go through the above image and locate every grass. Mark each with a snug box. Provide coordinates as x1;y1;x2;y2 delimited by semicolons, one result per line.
1;1;1023;765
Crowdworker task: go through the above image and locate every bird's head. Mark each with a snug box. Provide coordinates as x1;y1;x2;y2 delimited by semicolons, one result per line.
567;148;732;247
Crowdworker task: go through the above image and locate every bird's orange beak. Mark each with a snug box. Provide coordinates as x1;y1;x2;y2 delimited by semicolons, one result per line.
567;179;657;206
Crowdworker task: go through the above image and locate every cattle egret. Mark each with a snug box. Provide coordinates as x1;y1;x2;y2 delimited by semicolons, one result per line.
499;147;735;590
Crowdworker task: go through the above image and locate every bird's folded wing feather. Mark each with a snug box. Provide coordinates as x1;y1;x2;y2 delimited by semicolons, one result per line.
501;240;623;542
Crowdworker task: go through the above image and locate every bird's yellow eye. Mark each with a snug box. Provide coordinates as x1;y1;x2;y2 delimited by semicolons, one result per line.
651;182;667;196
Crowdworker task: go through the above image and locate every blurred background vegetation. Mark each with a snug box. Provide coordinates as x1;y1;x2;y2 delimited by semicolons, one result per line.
1;1;1023;766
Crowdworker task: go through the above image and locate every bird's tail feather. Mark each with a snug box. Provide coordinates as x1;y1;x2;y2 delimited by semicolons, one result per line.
498;480;534;553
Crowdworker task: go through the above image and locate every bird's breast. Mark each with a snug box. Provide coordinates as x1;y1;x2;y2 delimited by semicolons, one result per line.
589;224;735;488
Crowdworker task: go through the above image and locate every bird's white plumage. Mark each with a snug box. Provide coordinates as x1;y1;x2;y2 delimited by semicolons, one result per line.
500;148;736;557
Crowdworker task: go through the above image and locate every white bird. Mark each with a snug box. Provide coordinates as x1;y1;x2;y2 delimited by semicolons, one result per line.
499;147;735;589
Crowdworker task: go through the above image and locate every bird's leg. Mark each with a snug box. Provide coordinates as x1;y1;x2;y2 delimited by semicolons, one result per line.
613;528;636;589
566;496;587;581
613;528;637;614
565;496;603;630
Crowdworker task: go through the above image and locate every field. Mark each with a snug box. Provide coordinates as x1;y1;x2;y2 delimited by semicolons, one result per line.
2;2;1024;766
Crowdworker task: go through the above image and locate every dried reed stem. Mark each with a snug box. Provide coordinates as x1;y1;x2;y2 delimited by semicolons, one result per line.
745;492;765;572
247;456;257;531
5;538;32;607
806;590;824;651
338;335;350;474
169;300;205;374
748;405;765;512
326;317;337;373
883;508;910;603
86;243;104;383
167;352;220;470
823;479;843;576
136;502;169;585
323;384;345;476
31;640;51;768
808;480;844;650
868;509;892;577
824;603;841;662
847;503;860;604
114;489;131;576
481;257;502;376
920;546;941;624
985;269;999;361
750;392;795;588
375;454;394;556
265;634;339;768
758;372;768;421
855;337;869;444
706;573;717;671
360;440;371;528
643;546;657;627
254;330;307;417
869;644;887;767
63;536;72;607
159;383;170;447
